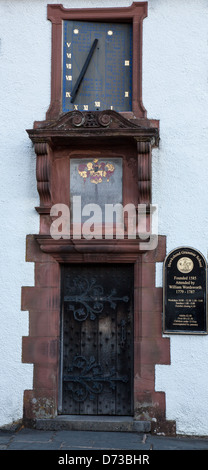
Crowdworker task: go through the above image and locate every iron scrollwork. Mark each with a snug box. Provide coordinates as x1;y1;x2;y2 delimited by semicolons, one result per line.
120;320;127;349
64;275;129;321
63;355;128;402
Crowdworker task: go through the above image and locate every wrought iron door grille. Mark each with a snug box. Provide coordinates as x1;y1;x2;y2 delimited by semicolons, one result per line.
64;275;129;321
63;354;128;402
61;264;134;416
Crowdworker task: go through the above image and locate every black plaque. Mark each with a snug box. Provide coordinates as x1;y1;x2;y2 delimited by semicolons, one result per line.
163;247;207;334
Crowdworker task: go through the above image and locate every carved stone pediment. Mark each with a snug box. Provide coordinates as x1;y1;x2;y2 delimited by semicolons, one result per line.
27;110;159;146
38;110;142;130
26;109;159;216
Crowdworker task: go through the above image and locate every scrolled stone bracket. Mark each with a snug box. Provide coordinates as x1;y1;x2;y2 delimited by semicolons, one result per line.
136;140;152;207
34;140;52;214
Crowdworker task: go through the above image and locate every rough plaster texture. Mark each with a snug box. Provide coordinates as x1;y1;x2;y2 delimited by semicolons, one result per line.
144;0;208;436
0;0;208;434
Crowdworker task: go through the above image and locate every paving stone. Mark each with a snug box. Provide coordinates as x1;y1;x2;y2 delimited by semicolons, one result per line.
0;427;208;451
13;428;53;442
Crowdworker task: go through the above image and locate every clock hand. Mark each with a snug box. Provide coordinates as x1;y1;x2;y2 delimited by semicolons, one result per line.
71;38;98;103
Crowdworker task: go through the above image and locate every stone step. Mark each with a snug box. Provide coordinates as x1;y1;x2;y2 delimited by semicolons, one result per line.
34;416;151;433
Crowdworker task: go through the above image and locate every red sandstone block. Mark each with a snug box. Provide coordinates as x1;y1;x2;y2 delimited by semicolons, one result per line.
22;336;59;365
149;391;166;416
23;389;57;420
26;235;55;263
133;309;162;343
21;286;60;311
134;364;155;392
135;337;170;366
134;310;162;339
39;214;53;235
35;262;60;287
29;310;60;337
139;363;155;381
134;341;141;376
134;388;152;405
142;236;166;263
23;390;35;420
141;263;156;287
134;338;170;368
133;308;142;342
134;389;166;419
134;262;155;288
142;287;162;312
134;287;162;312
33;364;58;390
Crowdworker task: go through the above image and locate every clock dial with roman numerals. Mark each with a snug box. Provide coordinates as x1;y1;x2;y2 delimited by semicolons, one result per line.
62;20;132;113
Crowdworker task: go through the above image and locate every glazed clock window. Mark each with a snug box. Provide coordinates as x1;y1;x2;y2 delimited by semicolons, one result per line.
62;21;132;113
70;157;123;224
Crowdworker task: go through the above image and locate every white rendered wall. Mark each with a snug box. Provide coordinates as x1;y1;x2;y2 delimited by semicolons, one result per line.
0;0;208;434
144;1;208;435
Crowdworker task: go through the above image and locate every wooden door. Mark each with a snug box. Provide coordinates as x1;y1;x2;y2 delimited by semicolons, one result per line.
61;264;134;415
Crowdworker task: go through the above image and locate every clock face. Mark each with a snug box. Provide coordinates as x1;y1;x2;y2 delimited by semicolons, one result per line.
62;20;132;113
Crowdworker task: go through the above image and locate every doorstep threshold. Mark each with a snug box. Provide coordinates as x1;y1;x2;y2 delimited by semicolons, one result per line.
34;415;151;433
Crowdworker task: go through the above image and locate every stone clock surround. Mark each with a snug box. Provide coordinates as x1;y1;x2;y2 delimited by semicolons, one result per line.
46;2;148;120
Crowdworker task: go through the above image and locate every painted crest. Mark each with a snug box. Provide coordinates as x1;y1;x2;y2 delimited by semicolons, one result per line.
78;158;115;184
